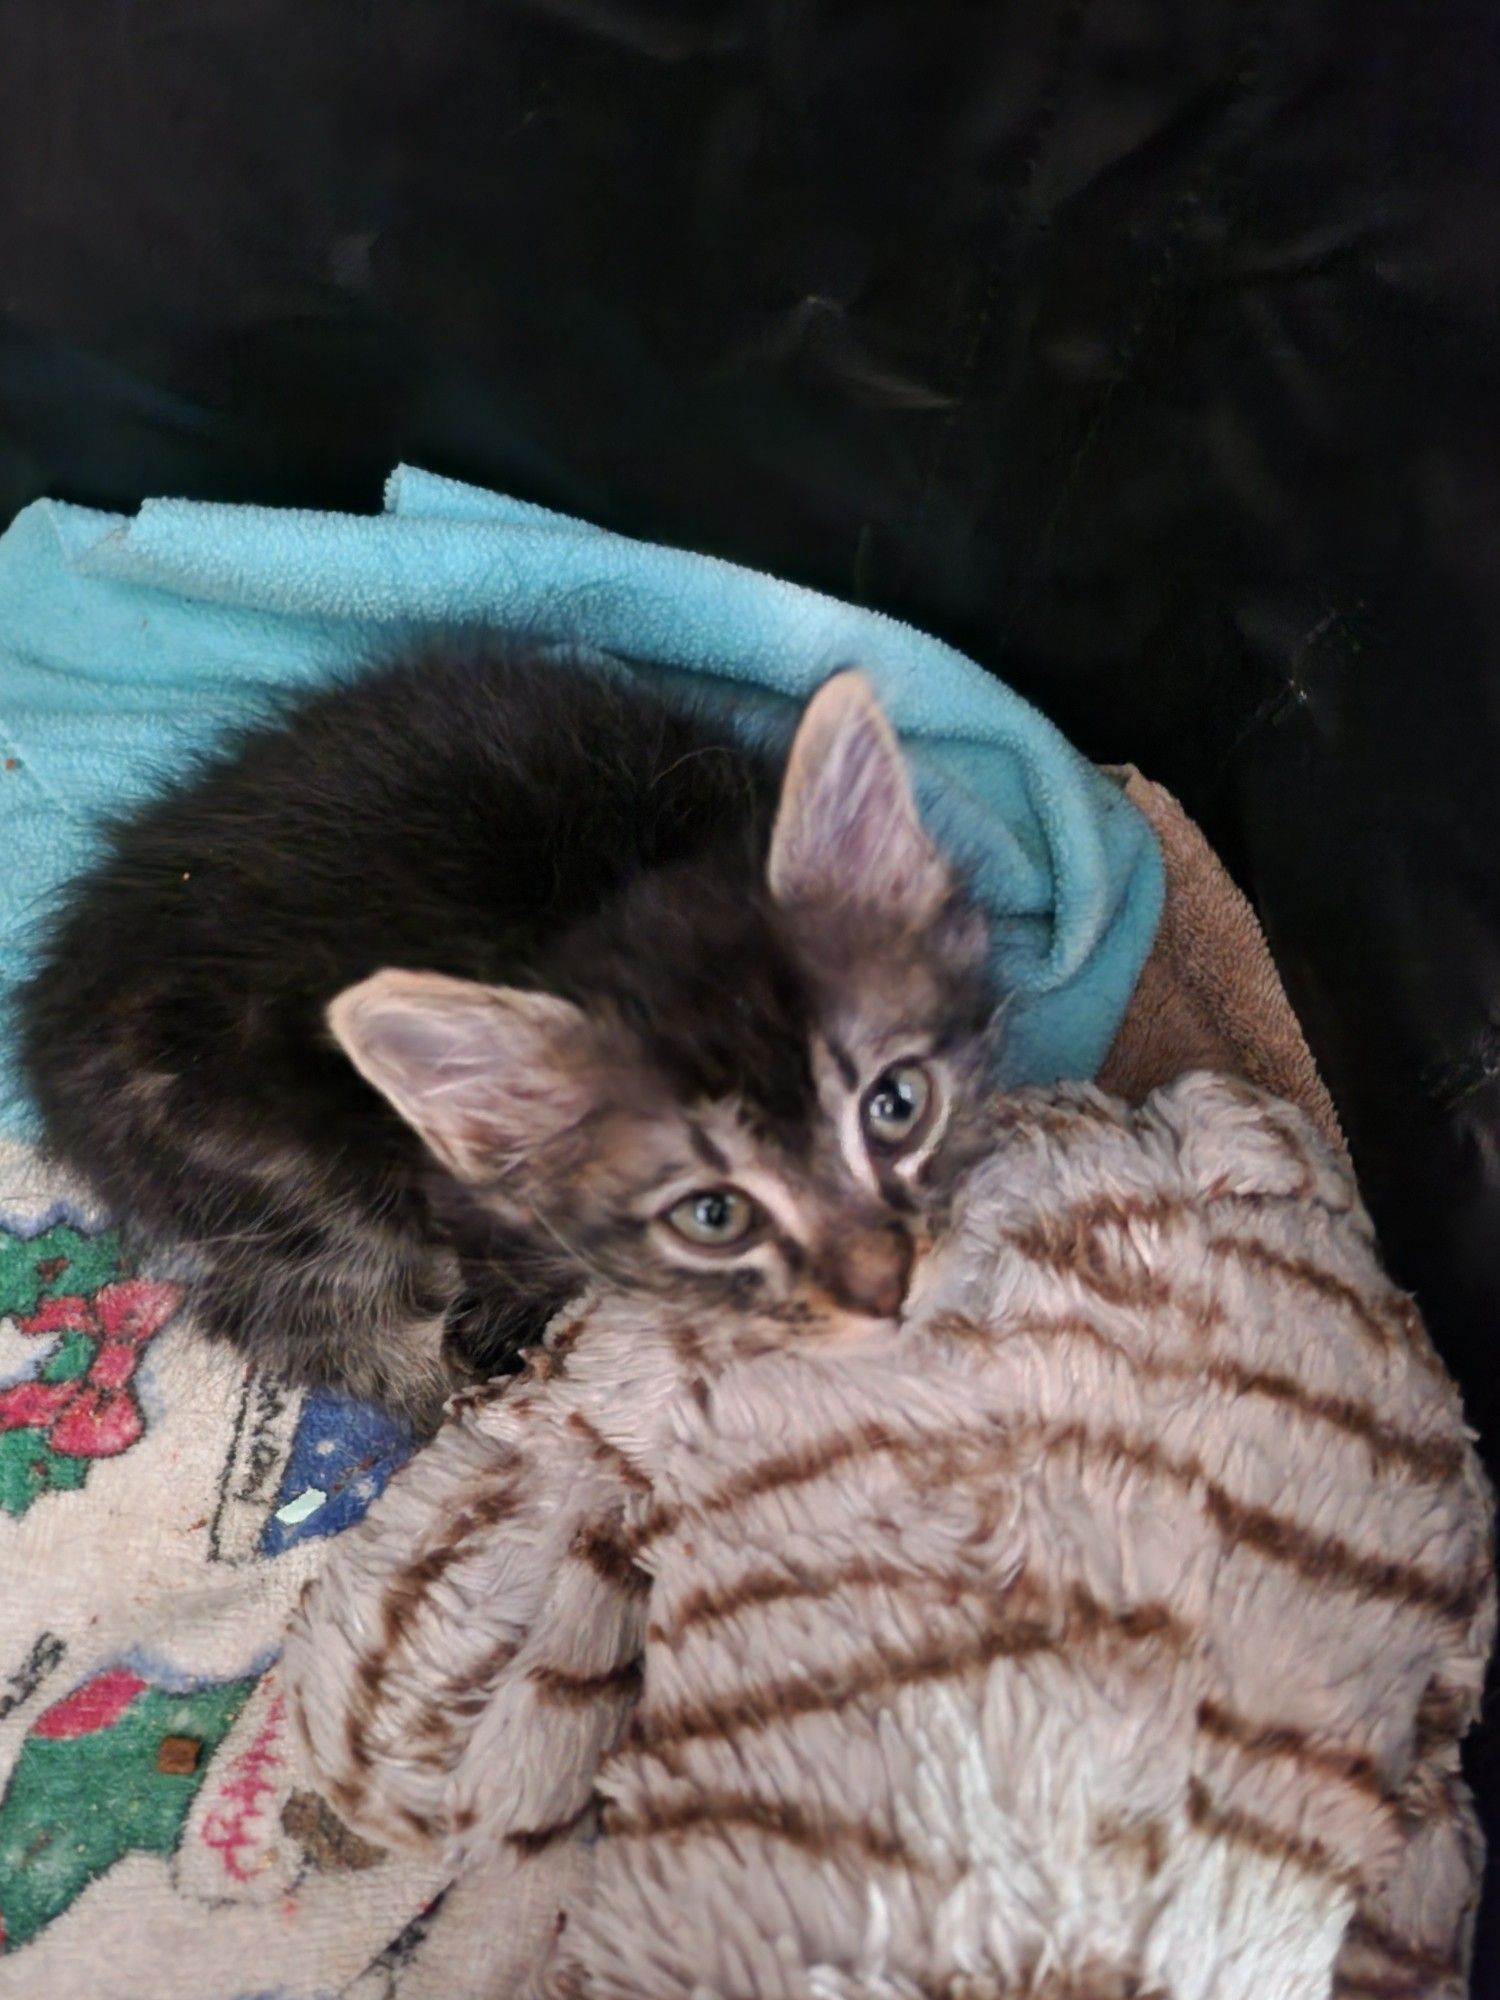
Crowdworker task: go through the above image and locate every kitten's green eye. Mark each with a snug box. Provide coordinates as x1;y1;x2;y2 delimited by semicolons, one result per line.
861;1063;933;1151
665;1187;759;1248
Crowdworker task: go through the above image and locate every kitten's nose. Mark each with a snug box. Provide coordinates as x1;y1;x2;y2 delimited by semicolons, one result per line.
818;1223;913;1320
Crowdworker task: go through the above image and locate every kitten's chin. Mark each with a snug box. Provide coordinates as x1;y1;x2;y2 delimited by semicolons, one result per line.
805;1305;903;1347
754;1296;902;1349
898;1231;949;1318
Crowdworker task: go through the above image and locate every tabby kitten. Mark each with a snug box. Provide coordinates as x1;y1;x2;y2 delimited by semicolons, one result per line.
18;646;998;1428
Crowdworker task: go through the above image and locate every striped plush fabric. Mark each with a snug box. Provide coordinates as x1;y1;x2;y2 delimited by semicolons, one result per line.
284;1073;1495;2000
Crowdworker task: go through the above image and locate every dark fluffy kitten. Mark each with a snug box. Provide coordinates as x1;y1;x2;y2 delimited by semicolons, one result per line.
18;645;998;1428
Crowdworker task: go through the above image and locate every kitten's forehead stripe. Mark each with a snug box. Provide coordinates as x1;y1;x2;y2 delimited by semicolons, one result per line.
826;1039;859;1090
731;1169;814;1246
688;1124;730;1175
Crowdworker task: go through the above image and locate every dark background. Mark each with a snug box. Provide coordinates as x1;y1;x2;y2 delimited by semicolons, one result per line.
2;0;1497;1980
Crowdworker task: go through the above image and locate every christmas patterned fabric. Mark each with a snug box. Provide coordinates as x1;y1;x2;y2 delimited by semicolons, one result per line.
0;1135;524;1999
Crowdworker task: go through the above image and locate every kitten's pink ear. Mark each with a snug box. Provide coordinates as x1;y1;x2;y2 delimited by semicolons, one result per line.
768;671;948;918
326;970;597;1184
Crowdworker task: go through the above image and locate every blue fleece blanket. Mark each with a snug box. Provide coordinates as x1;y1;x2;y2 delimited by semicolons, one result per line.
0;465;1161;1135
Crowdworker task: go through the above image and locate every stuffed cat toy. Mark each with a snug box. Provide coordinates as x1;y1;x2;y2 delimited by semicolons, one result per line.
284;1072;1494;1999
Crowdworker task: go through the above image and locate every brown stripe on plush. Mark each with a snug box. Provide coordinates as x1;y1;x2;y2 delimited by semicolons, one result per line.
1186;1778;1355;1888
1026;1420;1476;1621
1059;1582;1187;1646
603;1791;926;1871
1208;1140;1319;1205
629;1418;913;1551
530;1657;645;1705
526;1302;597;1381
1412;1680;1475;1758
396;1803;438;1843
1206;1237;1424;1359
639;1408;1474;1625
507;1801;598;1856
1342;1911;1464;1977
338;1475;526;1796
1194;1364;1462;1482
710;1417;906;1508
1003;1224;1179;1313
565;1410;652;1491
653;1554;991;1646
628;1496;683;1550
1207;1075;1328;1170
1199;1481;1482;1622
340;1650;391;1804
1019;1186;1332;1260
960;1312;1461;1485
367;1482;526;1668
945;1415;1474;1622
410;1704;458;1747
571;1517;652;1593
1195;1698;1385;1799
1012;1189;1182;1255
1006;1189;1429;1364
433;1633;523;1706
1092;1814;1169;1880
678;1557;947;1641
638;1585;1188;1755
632;1419;1034;1554
386;1482;526;1623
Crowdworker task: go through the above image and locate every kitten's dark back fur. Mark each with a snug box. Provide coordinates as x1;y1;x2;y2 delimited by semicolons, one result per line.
18;644;996;1426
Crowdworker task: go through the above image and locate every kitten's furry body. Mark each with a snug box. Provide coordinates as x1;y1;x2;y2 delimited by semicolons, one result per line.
19;647;995;1425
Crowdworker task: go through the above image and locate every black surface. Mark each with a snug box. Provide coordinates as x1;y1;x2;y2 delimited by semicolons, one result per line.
2;0;1498;1980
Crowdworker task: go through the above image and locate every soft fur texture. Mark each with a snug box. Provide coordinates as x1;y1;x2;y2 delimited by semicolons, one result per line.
284;1074;1495;1999
16;652;995;1428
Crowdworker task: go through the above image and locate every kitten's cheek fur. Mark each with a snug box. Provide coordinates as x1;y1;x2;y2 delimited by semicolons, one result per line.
816;1306;903;1344
899;1232;947;1319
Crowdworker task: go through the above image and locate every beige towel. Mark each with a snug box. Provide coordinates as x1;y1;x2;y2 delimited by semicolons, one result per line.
1097;767;1343;1151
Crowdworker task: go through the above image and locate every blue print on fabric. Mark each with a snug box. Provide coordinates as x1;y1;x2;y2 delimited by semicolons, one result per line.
259;1390;414;1555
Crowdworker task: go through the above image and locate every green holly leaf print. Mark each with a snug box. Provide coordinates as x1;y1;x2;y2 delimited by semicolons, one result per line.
0;1224;122;1323
0;1667;258;1952
0;1431;89;1518
37;1331;94;1388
